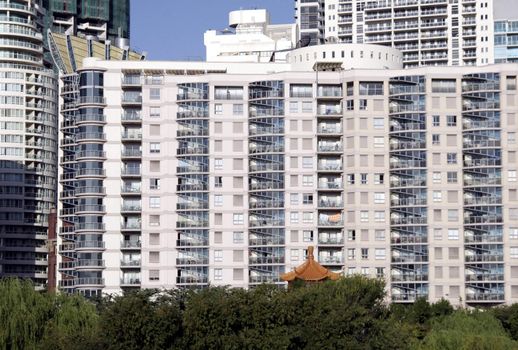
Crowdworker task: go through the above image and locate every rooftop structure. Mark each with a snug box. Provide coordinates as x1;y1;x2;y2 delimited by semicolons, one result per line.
204;9;297;63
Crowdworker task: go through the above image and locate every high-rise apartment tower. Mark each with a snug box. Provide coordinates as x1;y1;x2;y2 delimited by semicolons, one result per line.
0;0;58;289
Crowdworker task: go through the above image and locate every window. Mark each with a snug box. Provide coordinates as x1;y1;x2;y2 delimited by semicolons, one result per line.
433;191;442;202
359;99;368;110
346;99;354;110
215;176;222;188
303;212;313;223
359;82;383;95
289;101;298;113
214;158;223;170
149;178;160;190
509;133;516;144
434;229;442;240
149;88;160;100
149;197;160;208
433;172;441;184
214;195;223;206
432;115;440;126
507;76;517;90
149;270;159;281
511;228;518;239
290;193;299;205
374;211;385;223
303;230;313;242
302;175;313;186
150;107;160;118
431;79;456;93
360;173;368;184
302;157;313;168
361;248;368;260
448;209;458;222
373;137;384;148
374;192;385;204
348;230;356;241
347;174;355;185
215;104;223;115
214;268;223;280
375;249;386;260
360;211;369;222
375;230;385;241
373;118;384;129
374;173;384;185
150;233;160;245
233;214;244;225
511;247;518;259
303;193;313;205
447;153;457;164
510;170;517;182
348;248;356;260
291;249;299;261
233;104;243;115
150;142;160;153
149;215;160;226
290;212;299;224
443;172;456;185
214;250;223;262
302;101;313;112
149;251;160;263
447;115;457;126
233;231;244;244
448;229;459;240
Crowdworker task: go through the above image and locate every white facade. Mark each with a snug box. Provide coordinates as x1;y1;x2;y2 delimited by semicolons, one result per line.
204;9;297;63
55;40;518;307
295;0;497;67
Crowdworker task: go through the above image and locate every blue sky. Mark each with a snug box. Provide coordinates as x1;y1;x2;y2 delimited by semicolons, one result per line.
131;0;294;60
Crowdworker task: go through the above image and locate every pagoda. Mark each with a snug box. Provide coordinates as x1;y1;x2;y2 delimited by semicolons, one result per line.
281;246;340;286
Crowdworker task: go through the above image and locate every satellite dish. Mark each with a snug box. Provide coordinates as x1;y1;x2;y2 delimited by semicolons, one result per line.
298;36;311;48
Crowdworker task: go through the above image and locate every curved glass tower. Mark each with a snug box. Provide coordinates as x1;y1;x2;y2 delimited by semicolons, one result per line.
0;0;58;289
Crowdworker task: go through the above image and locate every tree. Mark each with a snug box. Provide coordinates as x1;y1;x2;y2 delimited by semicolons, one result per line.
419;311;518;350
0;278;53;350
99;289;184;350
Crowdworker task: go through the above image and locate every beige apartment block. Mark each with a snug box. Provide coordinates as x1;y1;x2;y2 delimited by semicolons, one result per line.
56;41;518;307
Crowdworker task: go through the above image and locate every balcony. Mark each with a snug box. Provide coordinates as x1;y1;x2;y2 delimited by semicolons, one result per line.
249;219;284;227
465;293;504;302
176;165;209;173
391;217;427;225
318;143;343;153
122;149;142;157
317;163;342;172
120;278;141;285
76;241;105;249
177;201;209;210
121;186;141;194
76;259;105;268
177;183;208;192
176;219;209;228
120;259;141;267
465;254;503;262
249;256;284;264
177;276;208;284
176;238;209;247
76;96;106;105
317;125;342;134
318;181;342;190
121;222;141;230
463;197;502;205
177;147;209;155
318;218;344;227
317;106;342;116
249;200;284;209
318;199;343;208
121;95;142;104
249;275;281;284
75;186;105;196
464;215;502;224
318;237;344;245
176;257;209;265
391;255;428;263
391;198;427;206
121;205;142;212
121;131;142;141
76;132;106;141
121;241;142;249
121;168;141;176
249;163;283;172
465;274;504;282
319;255;344;264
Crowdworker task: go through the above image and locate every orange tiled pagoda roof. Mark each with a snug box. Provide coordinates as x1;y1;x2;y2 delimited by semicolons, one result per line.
281;246;340;282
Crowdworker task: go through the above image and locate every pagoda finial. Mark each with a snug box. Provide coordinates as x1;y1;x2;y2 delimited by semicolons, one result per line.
308;246;314;260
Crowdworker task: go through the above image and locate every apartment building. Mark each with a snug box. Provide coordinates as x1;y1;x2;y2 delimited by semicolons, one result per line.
44;0;130;47
0;0;58;288
295;0;497;67
55;40;518;306
493;0;518;63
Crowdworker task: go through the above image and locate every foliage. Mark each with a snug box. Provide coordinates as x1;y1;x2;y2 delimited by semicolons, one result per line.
418;311;518;350
2;276;518;349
